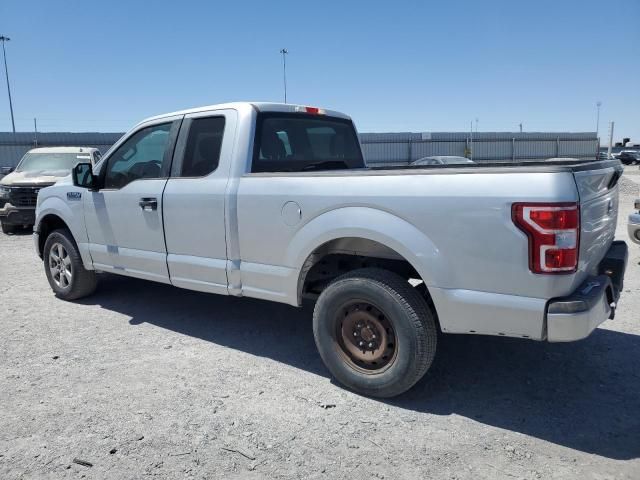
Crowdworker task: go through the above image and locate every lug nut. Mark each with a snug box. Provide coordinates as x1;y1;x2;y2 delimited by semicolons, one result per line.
368;342;373;348
353;332;358;337
359;341;364;346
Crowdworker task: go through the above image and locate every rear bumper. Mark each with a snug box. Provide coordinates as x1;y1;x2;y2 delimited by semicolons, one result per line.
546;241;628;342
0;202;35;226
629;212;640;244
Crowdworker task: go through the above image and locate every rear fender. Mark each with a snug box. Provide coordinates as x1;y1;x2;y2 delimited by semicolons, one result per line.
286;206;450;301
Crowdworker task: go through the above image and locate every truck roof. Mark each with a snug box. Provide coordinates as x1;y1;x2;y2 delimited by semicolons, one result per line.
27;146;99;154
136;102;352;127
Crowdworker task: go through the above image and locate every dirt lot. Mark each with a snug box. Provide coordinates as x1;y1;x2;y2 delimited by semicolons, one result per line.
1;169;639;479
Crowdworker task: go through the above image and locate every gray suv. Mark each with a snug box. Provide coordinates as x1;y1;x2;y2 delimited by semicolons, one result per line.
0;147;100;234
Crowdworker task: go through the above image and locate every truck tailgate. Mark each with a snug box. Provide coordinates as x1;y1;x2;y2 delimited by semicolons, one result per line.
574;163;624;277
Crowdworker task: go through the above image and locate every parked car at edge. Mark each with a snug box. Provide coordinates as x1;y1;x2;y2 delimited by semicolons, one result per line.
617;151;640;165
0;147;100;234
412;155;474;166
33;102;628;397
629;199;640;245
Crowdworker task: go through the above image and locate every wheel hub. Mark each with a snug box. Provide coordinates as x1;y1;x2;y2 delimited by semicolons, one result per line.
48;242;72;288
336;302;397;372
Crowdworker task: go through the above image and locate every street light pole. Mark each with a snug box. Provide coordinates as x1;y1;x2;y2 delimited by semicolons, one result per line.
0;35;16;134
470;120;473;161
279;48;288;104
596;101;602;139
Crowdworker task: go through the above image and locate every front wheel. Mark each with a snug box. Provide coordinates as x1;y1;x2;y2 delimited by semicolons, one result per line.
313;268;438;398
43;229;97;300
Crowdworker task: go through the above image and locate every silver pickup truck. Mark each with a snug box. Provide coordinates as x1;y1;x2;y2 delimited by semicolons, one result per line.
34;102;628;397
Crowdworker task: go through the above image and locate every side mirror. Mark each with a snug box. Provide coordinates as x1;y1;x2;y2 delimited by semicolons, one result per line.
72;162;96;190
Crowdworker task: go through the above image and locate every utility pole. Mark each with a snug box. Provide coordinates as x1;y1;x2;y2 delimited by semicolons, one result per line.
279;48;288;104
470;120;473;161
33;117;38;146
474;118;479;161
607;121;614;159
596;101;602;139
519;122;523;133
0;35;16;134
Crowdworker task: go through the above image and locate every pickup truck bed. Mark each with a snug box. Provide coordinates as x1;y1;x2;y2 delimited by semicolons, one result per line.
33;102;628;397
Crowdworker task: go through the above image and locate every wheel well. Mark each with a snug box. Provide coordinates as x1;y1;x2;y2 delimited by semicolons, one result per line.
37;214;70;258
298;237;430;300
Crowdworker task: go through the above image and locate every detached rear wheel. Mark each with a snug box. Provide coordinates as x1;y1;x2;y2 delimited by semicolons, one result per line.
43;229;97;300
313;268;437;398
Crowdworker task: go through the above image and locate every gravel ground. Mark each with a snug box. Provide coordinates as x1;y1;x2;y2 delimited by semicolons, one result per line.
1;168;639;479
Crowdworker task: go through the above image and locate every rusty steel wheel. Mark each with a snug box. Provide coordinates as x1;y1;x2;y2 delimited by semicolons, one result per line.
335;301;398;373
313;268;438;398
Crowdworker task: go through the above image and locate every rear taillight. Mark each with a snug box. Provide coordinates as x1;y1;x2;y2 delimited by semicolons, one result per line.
512;202;580;274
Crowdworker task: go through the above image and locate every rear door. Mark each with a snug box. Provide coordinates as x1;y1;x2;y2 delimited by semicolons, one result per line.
162;109;237;294
83;118;181;283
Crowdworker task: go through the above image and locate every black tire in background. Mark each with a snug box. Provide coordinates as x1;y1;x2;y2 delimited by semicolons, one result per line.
43;228;97;300
1;222;16;234
313;268;438;398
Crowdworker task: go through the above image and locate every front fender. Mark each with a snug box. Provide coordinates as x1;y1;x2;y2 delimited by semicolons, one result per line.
36;188;91;267
286;206;450;289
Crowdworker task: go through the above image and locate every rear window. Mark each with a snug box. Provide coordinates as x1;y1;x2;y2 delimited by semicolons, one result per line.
252;113;364;173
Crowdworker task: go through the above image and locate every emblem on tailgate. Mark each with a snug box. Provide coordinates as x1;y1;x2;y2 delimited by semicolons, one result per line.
67;192;82;201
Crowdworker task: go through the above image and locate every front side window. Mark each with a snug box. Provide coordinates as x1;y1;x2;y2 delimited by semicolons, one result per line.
252;113;364;173
180;116;225;177
104;123;172;189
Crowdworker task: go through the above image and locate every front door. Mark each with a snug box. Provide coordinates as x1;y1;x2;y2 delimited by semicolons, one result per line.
83;119;181;283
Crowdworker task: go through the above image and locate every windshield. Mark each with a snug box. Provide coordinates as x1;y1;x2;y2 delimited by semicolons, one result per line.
17;152;92;172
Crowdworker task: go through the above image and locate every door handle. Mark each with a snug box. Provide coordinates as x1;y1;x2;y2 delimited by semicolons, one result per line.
139;197;158;211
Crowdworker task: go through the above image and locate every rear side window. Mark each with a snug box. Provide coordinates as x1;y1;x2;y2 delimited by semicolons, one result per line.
252;113;364;173
181;117;225;177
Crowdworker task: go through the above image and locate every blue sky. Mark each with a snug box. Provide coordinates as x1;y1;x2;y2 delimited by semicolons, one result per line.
1;0;638;141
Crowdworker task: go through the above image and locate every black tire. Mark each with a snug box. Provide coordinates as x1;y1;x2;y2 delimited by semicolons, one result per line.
1;222;16;234
313;268;437;398
43;228;97;300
